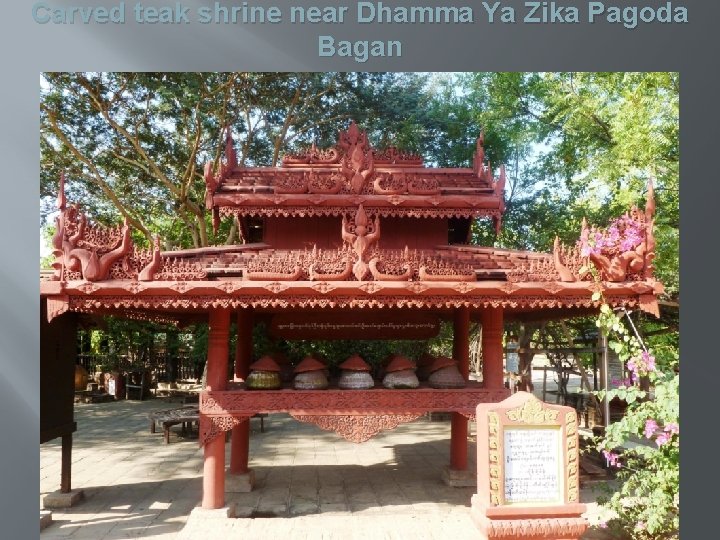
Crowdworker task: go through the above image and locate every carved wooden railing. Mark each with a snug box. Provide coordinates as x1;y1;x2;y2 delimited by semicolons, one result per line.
199;383;510;445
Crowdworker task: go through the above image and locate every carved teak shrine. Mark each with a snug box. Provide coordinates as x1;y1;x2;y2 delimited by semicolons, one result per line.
41;122;662;515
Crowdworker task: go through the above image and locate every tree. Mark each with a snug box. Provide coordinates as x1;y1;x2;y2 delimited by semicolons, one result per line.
41;72;435;249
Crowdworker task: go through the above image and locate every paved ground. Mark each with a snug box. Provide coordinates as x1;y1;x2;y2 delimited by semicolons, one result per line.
41;392;614;539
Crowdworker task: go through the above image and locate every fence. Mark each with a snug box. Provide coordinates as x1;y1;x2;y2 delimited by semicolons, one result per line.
77;353;205;382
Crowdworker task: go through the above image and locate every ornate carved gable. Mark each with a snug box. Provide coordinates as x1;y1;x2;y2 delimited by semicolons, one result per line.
203;121;507;222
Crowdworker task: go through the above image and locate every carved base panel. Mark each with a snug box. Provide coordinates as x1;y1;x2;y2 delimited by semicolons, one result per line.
472;514;588;540
290;413;424;443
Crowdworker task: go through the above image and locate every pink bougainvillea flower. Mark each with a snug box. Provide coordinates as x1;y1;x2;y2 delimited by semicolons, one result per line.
641;350;656;372
602;449;621;468
644;419;658;439
655;432;671;447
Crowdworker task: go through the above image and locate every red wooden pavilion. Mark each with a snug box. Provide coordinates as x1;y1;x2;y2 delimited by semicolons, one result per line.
40;121;662;511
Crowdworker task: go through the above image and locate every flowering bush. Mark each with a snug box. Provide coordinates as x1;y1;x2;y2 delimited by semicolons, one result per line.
593;304;679;539
579;214;646;257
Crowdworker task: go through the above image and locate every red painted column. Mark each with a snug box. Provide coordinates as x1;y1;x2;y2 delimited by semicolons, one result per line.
481;307;504;390
450;306;470;471
202;308;231;510
230;308;253;475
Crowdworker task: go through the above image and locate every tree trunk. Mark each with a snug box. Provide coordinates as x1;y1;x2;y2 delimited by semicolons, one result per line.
517;323;539;392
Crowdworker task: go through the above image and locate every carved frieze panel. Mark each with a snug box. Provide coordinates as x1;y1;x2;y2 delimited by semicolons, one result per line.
218;206;503;220
63;294;643;319
372;146;423;166
282;143;341;166
291;414;424;443
200;387;509;416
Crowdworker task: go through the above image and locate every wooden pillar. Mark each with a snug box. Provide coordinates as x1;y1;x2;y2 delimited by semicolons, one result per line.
481;307;504;390
202;308;231;510
231;308;253;475
450;306;470;471
60;434;72;493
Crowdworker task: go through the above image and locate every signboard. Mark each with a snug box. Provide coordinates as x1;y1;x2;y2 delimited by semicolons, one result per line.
503;427;562;504
472;393;588;539
270;312;440;339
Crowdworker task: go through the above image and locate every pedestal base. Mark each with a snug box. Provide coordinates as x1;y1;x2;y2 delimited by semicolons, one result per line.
471;495;588;539
189;504;237;519
441;466;476;487
40;510;53;530
226;469;256;493
42;489;85;509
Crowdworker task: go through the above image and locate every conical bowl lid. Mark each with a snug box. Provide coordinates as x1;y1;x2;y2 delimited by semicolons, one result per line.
249;355;281;372
339;354;371;371
294;356;327;373
385;354;416;373
429;355;456;373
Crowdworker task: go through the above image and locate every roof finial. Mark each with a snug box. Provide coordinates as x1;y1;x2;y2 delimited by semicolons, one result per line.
225;126;237;168
57;172;66;211
645;177;656;222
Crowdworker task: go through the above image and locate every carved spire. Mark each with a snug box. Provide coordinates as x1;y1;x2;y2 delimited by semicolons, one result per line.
473;131;486;177
57;172;66;211
644;178;656;280
224;126;237;169
645;178;656;222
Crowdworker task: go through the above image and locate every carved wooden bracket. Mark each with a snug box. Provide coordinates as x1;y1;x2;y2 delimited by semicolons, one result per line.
199;414;250;446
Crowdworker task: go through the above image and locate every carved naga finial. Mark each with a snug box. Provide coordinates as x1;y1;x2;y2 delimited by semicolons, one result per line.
138;236;162;282
553;236;576;282
583;180;658;283
51;172;135;282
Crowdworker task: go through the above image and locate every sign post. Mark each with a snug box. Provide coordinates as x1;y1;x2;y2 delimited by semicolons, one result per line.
472;392;588;539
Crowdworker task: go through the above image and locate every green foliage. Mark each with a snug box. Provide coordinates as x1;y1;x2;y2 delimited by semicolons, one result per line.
593;304;679;539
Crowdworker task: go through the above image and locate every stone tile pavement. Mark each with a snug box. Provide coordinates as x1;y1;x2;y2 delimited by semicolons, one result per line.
41;399;613;539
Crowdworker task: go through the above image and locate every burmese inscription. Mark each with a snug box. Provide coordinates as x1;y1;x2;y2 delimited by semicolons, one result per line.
503;428;561;503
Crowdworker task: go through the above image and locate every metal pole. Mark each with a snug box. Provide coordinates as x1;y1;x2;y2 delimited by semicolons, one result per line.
600;332;610;428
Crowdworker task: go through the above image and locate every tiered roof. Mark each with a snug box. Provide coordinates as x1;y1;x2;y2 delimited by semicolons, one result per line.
41;121;663;326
